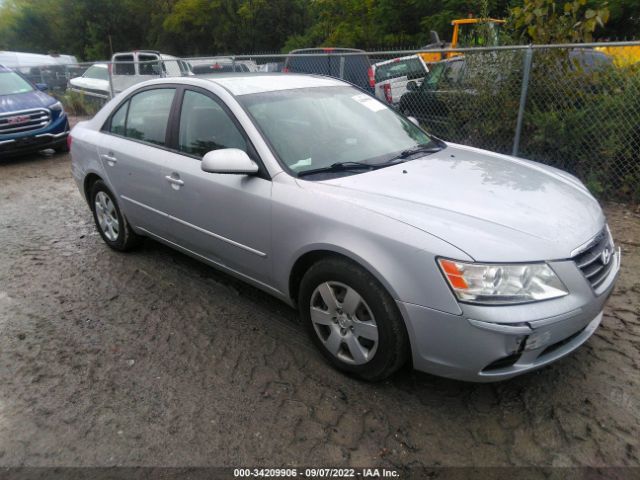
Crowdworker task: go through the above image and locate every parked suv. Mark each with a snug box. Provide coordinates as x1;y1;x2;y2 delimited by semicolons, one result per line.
371;55;429;106
111;51;192;94
284;48;373;92
0;64;69;157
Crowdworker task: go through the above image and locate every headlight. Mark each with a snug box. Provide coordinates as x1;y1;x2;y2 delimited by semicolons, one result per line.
438;258;568;305
49;101;65;116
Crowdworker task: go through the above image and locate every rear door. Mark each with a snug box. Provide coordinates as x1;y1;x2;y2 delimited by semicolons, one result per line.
96;87;178;238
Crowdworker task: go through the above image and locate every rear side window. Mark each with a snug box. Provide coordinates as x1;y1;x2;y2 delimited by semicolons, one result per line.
123;88;175;146
109;101;128;136
178;90;246;158
113;55;134;75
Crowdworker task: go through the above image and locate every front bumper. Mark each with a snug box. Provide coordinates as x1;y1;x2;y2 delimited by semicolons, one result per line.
400;248;621;382
0;114;69;157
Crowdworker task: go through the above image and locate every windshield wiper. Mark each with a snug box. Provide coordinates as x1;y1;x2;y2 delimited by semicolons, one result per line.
297;161;375;177
388;143;445;163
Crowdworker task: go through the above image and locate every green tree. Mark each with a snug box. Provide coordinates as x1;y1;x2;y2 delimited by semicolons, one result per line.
510;0;610;43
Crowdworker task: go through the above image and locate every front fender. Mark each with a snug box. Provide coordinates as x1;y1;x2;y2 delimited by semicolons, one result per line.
270;177;469;316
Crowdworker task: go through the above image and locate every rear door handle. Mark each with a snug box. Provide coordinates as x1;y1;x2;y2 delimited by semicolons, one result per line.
101;153;117;166
165;175;184;188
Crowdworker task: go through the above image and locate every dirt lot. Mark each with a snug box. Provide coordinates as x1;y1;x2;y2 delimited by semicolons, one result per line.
0;147;639;470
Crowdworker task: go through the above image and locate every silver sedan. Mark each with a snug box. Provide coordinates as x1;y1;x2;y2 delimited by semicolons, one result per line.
70;73;620;381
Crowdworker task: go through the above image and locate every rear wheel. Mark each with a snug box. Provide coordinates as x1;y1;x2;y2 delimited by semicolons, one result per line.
90;180;141;251
299;257;409;381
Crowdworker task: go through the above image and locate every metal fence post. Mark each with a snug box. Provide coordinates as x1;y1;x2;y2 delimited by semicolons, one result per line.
107;61;115;99
512;46;533;157
232;56;236;72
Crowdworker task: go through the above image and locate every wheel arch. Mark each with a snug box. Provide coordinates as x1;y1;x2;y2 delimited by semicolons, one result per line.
83;172;103;205
287;246;402;308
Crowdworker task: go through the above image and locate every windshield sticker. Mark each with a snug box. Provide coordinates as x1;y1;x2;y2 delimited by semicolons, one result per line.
352;94;386;112
290;158;312;170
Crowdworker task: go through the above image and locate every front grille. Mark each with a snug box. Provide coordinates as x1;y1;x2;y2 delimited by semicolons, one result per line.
0;109;51;135
572;227;615;289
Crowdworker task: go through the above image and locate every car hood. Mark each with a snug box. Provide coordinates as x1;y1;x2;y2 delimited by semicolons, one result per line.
297;143;605;262
0;90;56;114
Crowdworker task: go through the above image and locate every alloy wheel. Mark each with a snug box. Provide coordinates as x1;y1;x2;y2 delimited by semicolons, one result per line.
94;191;120;241
309;281;378;365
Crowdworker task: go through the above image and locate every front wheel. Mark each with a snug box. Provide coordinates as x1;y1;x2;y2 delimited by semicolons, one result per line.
299;258;409;381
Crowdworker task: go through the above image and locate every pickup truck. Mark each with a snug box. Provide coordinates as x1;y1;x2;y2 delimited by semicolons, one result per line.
110;51;192;94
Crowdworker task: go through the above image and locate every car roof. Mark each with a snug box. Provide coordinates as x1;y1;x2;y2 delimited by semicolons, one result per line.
373;54;423;67
288;48;366;54
196;72;348;96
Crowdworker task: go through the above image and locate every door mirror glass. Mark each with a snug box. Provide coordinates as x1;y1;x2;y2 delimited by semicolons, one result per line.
201;148;259;175
35;83;49;91
406;80;417;91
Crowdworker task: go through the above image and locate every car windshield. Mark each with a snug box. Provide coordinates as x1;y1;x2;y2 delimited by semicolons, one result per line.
0;71;34;95
85;66;109;80
239;86;433;176
375;57;425;82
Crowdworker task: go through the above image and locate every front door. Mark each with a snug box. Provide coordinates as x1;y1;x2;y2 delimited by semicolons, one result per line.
162;88;272;284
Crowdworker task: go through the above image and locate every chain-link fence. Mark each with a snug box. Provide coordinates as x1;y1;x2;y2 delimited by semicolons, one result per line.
10;42;640;200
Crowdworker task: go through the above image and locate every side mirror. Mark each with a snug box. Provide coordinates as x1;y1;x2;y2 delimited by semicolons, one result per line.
429;30;441;45
35;83;49;91
407;116;420;127
201;148;259;175
406;80;417;91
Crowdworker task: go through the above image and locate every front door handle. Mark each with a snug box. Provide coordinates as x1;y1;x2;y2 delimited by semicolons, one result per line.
165;174;184;189
101;153;117;166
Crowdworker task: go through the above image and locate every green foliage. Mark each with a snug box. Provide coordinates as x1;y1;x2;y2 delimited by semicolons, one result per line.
433;50;640;201
0;0;637;58
54;90;104;117
510;0;610;43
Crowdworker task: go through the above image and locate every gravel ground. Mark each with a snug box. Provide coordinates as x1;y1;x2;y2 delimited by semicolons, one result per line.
0;145;639;469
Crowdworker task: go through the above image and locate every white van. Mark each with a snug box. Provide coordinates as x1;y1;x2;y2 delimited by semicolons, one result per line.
0;51;78;70
110;51;192;93
0;51;79;90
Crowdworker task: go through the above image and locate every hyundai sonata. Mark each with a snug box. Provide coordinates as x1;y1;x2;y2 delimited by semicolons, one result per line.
70;74;620;381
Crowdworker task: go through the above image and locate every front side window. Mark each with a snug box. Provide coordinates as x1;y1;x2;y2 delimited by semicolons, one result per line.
178;90;246;158
240;86;432;176
0;71;34;95
124;88;175;146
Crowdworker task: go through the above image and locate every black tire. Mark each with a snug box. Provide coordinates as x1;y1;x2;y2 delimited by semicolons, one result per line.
299;257;409;381
90;180;141;251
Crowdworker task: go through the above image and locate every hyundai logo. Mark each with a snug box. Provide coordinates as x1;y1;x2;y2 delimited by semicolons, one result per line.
601;247;612;265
